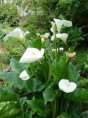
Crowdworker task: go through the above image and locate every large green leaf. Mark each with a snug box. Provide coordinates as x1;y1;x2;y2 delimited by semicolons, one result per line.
0;72;25;89
67;88;88;102
0;88;19;101
58;112;71;118
67;63;80;82
51;55;67;81
0;102;23;118
10;58;28;74
27;98;50;117
25;110;35;118
43;84;55;103
30;36;42;50
26;78;45;92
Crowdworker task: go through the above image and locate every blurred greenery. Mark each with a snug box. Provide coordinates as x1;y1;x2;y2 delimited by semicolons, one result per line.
0;3;19;26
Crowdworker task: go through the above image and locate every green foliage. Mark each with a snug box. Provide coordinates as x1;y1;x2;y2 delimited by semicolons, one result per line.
67;88;88;102
62;27;84;46
43;84;55;103
74;49;88;77
0;102;23;118
0;88;19;102
27;98;50;117
0;30;6;42
58;0;88;26
0;3;19;26
0;72;25;89
26;78;45;92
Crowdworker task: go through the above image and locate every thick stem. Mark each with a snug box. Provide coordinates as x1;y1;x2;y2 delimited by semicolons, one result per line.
30;63;38;79
51;102;55;118
58;38;60;61
54;34;58;64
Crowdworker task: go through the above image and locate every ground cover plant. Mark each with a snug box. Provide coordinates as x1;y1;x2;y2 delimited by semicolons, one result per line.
0;18;88;118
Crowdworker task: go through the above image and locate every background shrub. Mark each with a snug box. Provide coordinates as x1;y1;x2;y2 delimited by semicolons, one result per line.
0;3;19;26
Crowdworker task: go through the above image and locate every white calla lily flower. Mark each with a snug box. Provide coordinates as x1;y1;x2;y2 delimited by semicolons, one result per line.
19;48;45;63
58;79;77;93
54;19;63;33
3;28;29;42
62;20;72;27
54;18;72;33
19;70;30;81
56;33;68;43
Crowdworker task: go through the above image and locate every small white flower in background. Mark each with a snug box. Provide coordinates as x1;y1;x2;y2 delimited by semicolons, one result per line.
3;28;29;41
56;33;68;43
58;79;77;93
24;31;30;36
59;47;64;51
36;33;40;36
36;33;50;43
52;47;64;52
19;70;30;81
19;48;45;63
40;33;50;43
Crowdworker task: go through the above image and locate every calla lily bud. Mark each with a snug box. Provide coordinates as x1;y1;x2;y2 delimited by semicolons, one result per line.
58;79;77;93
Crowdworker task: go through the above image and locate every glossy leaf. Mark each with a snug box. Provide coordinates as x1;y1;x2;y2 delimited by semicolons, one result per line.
51;55;67;81
30;36;42;50
67;63;80;82
67;88;88;102
0;88;19;101
0;72;25;89
26;78;45;92
27;98;50;117
10;58;28;74
43;84;55;103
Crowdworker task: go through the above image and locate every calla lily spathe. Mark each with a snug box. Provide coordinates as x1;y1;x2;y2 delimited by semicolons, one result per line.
51;33;68;43
19;70;30;81
58;79;77;93
3;28;30;41
19;48;45;63
56;33;68;43
54;19;72;33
